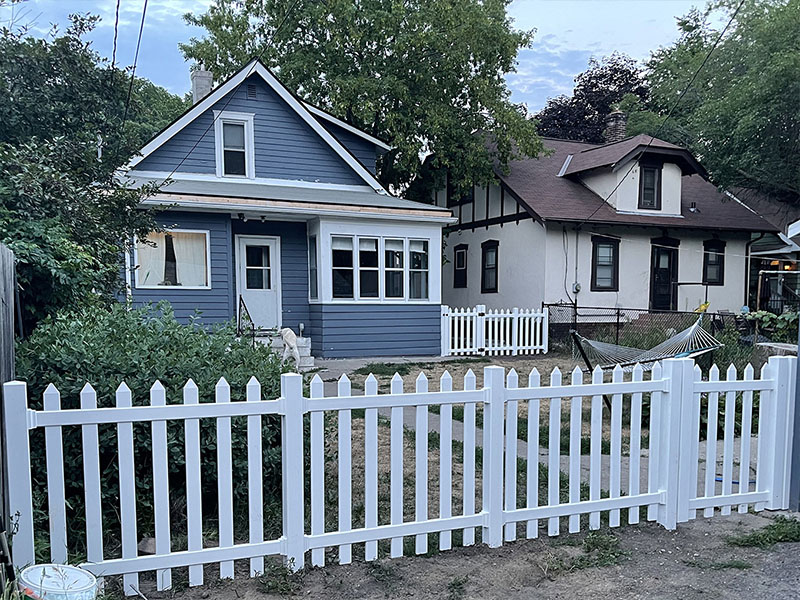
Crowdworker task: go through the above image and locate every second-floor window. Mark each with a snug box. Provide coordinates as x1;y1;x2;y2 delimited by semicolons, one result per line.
639;165;661;210
214;111;255;178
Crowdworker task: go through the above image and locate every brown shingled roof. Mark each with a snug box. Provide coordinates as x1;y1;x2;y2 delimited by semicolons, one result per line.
499;138;778;232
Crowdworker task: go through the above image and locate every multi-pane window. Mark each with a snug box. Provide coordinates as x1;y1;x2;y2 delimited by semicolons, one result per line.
639;165;661;209
703;240;725;285
308;236;318;299
222;122;247;176
385;239;404;298
481;240;499;293
244;245;271;289
409;240;429;299
454;244;468;288
359;238;379;298
135;230;209;288
332;236;354;298
591;236;619;291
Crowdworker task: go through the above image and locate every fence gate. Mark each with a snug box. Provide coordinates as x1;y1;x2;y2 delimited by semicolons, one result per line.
441;305;548;356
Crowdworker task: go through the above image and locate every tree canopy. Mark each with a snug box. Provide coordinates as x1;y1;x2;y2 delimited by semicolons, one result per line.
534;53;648;143
180;0;542;195
625;0;800;204
0;14;187;331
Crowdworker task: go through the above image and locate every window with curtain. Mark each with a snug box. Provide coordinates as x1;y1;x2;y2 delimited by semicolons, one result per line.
591;236;619;291
703;240;725;285
481;240;499;293
385;239;404;298
359;238;379;298
409;240;429;299
332;236;354;298
308;236;318;299
136;231;209;288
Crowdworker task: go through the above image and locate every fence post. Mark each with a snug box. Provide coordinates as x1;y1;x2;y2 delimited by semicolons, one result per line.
281;373;305;571
656;358;690;530
440;305;450;357
766;356;794;509
511;308;519;356
675;359;697;523
2;381;34;569
476;305;487;356
482;366;505;548
542;307;549;354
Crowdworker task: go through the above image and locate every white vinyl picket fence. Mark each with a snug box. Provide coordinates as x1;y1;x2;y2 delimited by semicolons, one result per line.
441;304;548;356
3;355;796;596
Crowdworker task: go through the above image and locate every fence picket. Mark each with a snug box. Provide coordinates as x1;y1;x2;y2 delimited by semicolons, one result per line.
80;384;104;577
609;365;623;527
215;378;234;580
415;373;429;554
310;375;325;567
246;377;264;576
568;367;583;533
704;366;720;517
628;365;643;525
687;365;702;520
755;362;771;512
364;374;379;561
338;374;353;564
738;365;755;513
647;362;663;521
462;369;477;546
548;368;562;536
116;383;139;595
526;369;541;539
150;381;172;590
589;366;603;530
184;380;203;586
504;369;519;541
721;365;737;516
390;373;404;557
44;384;67;564
439;371;453;551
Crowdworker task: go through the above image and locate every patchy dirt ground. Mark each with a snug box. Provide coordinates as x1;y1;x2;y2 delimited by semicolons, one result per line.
119;511;800;600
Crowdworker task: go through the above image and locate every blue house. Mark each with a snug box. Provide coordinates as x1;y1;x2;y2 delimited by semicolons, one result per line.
122;59;453;358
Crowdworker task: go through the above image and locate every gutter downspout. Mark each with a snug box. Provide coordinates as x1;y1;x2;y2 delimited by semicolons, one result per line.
745;233;765;307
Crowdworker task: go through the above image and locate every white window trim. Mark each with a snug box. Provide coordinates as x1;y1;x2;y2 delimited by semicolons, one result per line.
213;110;256;179
308;235;319;300
357;237;380;300
133;229;212;290
409;238;430;300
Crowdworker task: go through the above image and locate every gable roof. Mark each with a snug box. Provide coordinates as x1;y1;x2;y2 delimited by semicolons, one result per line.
561;134;707;178
499;138;778;232
302;101;392;152
128;58;387;193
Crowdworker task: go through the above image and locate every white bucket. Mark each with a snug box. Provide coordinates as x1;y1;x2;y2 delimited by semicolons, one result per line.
18;564;97;600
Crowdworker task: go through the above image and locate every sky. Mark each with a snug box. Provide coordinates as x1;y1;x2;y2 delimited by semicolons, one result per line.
1;0;703;111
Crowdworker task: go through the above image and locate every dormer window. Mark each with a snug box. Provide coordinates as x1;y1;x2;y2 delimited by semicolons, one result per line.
639;164;661;210
214;111;255;178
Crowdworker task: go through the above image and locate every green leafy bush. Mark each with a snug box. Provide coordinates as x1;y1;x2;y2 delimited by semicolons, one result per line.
16;303;288;558
745;310;798;343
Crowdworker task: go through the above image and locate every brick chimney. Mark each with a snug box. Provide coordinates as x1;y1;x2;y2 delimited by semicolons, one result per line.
603;109;627;143
191;65;213;104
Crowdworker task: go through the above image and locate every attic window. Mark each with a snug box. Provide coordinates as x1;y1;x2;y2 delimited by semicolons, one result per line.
638;165;662;210
246;84;257;99
213;110;255;178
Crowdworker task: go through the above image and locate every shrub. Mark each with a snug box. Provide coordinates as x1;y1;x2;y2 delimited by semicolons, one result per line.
15;302;288;558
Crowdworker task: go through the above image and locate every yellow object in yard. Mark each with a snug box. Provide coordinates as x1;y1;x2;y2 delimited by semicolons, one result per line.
694;301;710;313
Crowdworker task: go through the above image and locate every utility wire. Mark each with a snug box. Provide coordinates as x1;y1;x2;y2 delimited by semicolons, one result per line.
110;0;121;71
574;0;748;230
120;0;148;135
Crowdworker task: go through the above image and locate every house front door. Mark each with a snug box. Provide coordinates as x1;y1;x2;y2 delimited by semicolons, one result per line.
236;236;281;330
650;244;678;311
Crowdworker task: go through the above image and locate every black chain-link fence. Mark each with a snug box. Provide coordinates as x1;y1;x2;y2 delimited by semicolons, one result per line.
544;302;770;370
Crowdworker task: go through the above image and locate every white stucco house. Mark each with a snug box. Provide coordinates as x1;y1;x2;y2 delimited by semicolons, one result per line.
433;133;779;314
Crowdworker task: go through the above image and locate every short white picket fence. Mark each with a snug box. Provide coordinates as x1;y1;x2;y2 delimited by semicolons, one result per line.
441;304;548;356
3;355;796;596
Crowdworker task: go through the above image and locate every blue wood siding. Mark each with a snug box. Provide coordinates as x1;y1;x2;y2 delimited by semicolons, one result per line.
319;121;379;174
231;220;309;331
129;211;234;323
310;304;441;358
136;75;365;185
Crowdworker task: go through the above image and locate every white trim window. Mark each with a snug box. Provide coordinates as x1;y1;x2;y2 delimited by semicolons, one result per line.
409;240;429;299
358;237;379;299
134;229;211;289
384;238;405;299
213;111;255;178
332;236;354;298
308;235;319;300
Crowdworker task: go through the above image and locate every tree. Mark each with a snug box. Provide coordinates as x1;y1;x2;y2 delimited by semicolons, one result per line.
180;0;542;196
627;0;800;204
0;14;187;330
534;53;648;143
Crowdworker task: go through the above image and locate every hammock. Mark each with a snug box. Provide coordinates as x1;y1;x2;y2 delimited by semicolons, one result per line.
572;316;723;372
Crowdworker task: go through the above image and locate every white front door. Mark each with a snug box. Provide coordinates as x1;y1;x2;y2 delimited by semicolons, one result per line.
236;236;281;330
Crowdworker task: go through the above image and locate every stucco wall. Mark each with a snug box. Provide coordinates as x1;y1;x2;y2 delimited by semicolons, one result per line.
580;160;682;216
